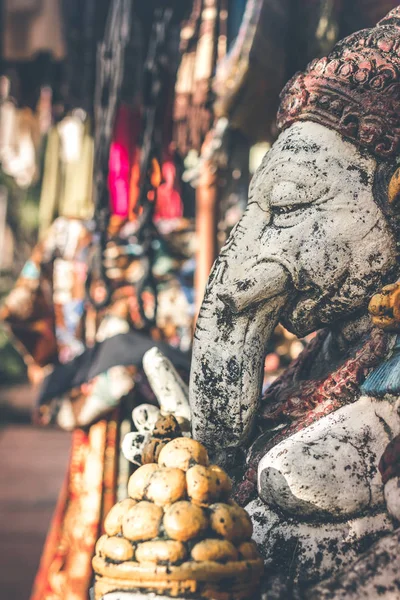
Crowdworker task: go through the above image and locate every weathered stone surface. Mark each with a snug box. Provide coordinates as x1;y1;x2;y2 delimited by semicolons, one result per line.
258;396;400;518
132;404;161;434
121;431;148;466
306;528;400;599
248;498;393;583
384;476;400;522
187;117;400;592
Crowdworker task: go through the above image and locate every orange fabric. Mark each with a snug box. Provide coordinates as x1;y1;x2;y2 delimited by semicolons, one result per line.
128;159;140;220
30;413;119;600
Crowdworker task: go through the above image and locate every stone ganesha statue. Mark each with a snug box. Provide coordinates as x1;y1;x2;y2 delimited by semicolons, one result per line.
94;8;400;600
187;6;400;595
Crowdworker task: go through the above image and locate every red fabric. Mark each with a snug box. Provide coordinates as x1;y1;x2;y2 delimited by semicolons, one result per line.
154;157;183;220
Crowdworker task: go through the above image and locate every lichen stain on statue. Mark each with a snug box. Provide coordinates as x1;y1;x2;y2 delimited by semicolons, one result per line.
188;6;400;597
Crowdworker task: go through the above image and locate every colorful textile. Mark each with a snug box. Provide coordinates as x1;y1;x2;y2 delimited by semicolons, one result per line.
30;416;118;600
3;217;90;366
108;105;140;218
38;118;94;238
154;158;183;221
261;328;388;425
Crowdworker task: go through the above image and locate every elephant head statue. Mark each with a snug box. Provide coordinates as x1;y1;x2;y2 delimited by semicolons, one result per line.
189;8;400;593
190;8;400;453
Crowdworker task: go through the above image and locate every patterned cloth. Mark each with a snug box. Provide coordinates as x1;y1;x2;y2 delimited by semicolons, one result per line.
31;416;119;600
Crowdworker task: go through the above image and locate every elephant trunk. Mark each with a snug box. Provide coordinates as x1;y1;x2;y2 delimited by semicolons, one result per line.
189;259;289;451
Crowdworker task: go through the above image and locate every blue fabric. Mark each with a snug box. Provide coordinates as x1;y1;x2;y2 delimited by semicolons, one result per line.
21;260;40;280
361;335;400;397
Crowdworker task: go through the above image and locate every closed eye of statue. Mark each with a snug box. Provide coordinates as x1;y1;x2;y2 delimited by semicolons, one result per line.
273;202;309;215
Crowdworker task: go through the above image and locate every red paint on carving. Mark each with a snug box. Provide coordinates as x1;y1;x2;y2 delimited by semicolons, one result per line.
278;7;400;159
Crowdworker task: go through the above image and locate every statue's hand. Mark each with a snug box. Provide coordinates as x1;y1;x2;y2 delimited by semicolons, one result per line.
122;347;191;465
142;347;191;423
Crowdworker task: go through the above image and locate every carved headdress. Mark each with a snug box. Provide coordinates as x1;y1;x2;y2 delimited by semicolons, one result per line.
278;7;400;160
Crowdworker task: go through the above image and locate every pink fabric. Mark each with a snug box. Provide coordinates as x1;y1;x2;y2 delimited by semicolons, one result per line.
108;105;139;217
109;106;182;220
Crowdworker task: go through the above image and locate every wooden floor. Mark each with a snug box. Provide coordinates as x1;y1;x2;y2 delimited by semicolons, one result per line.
0;386;71;600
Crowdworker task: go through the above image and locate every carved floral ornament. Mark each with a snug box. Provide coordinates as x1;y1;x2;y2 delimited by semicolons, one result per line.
278;7;400;159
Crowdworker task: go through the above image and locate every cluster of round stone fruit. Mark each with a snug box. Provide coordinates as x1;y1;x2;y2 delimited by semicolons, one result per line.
93;437;263;598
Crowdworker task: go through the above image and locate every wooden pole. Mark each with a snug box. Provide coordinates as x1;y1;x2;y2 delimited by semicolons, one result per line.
195;157;218;316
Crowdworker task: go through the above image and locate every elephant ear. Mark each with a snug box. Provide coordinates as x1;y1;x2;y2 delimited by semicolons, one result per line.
388;166;400;206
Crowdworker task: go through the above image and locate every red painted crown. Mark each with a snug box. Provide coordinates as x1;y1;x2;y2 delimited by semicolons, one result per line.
278;7;400;159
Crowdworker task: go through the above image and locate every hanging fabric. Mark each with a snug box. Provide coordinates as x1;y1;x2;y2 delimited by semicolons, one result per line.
86;0;133;310
213;0;290;143
61;0;110;116
108;104;141;219
1;7;194;600
173;0;228;156
173;0;202;157
104;5;178;329
38;114;94;237
3;0;66;61
154;156;183;221
190;0;220;152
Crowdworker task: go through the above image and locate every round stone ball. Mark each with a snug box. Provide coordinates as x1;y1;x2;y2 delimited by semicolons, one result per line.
128;463;158;500
122;501;163;542
158;438;209;471
104;498;136;536
191;539;239;563
209;464;232;497
238;541;260;560
142;438;170;465
163;501;208;542
103;536;135;562
136;540;187;565
152;414;181;438
95;534;108;557
145;468;187;506
186;464;220;506
209;503;253;542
